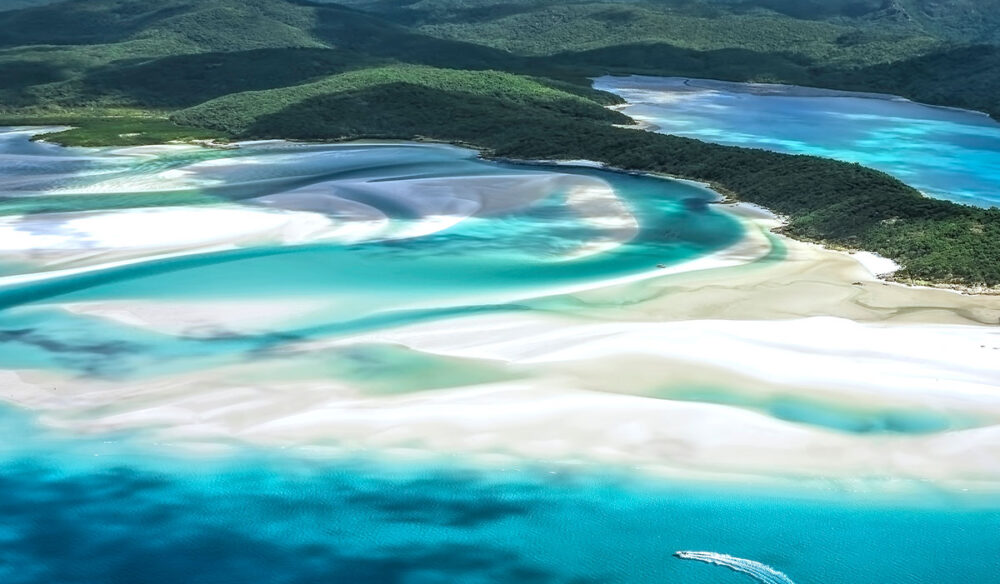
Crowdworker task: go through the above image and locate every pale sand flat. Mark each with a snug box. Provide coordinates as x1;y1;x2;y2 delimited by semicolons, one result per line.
3;356;999;493
560;202;1000;326
4;148;1000;492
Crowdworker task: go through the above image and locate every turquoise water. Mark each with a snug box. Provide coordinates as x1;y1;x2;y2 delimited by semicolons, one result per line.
0;133;742;377
2;129;999;584
657;386;985;435
0;405;998;584
594;76;1000;208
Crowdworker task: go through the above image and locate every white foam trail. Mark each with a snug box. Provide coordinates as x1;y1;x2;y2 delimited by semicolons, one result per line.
674;551;795;584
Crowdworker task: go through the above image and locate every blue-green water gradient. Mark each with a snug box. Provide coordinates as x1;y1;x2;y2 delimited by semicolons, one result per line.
594;76;1000;208
0;138;742;377
0;406;998;584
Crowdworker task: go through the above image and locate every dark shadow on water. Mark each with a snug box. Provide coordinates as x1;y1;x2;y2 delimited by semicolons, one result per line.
345;475;542;527
0;457;606;584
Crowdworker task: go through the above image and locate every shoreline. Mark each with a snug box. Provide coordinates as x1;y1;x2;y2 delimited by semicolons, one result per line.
5;124;996;297
6;120;998;293
493;153;1000;297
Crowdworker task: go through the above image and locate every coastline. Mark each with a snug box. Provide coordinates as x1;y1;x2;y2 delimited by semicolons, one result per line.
8;102;999;292
6;123;993;298
584;81;1000;292
4;4;1000;578
8;122;996;300
493;152;1000;297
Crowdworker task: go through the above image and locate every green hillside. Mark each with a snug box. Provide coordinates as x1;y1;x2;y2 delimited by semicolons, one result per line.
0;0;998;287
896;0;1000;43
412;1;933;62
0;0;320;49
396;0;1000;117
171;65;626;136
2;0;997;116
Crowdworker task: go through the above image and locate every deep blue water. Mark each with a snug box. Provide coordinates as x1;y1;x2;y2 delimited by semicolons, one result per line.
1;406;998;584
594;76;1000;208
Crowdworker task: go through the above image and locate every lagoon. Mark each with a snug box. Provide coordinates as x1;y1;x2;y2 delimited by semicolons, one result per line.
0;130;743;376
594;76;1000;208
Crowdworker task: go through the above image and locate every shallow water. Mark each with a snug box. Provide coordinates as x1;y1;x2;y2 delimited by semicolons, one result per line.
594;76;1000;208
1;406;998;584
659;385;983;434
1;129;998;584
0;131;742;377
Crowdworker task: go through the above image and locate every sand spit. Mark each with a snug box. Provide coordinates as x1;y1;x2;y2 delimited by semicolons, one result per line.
559;202;1000;326
1;148;643;272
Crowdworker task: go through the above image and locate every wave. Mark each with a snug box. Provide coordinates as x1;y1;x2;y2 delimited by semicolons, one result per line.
674;551;795;584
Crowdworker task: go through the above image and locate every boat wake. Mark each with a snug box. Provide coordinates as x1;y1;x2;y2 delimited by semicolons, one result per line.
674;551;795;584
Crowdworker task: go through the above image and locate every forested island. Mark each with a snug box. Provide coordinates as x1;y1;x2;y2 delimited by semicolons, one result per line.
1;0;998;287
